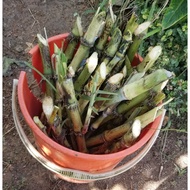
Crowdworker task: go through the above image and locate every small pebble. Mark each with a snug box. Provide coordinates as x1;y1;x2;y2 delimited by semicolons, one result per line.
15;45;23;53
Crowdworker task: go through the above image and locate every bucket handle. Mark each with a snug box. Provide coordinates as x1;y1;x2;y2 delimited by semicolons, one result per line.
12;79;165;182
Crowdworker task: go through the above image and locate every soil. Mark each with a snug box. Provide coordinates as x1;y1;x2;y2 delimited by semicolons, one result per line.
3;0;187;190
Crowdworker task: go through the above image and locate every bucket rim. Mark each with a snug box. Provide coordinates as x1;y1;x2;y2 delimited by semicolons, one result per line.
29;33;70;55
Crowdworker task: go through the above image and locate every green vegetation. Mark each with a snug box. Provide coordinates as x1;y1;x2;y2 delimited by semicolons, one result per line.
134;0;187;129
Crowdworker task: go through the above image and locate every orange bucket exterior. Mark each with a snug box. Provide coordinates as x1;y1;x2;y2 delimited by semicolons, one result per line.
18;33;162;174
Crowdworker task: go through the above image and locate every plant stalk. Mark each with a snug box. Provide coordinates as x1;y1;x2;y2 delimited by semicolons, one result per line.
106;119;141;153
127;21;151;62
69;10;106;73
87;106;166;148
79;62;107;114
123;12;139;35
95;10;115;53
82;73;100;134
33;116;48;135
105;69;174;107
116;81;169;114
74;52;98;93
103;27;122;63
136;46;162;73
37;34;55;98
106;30;132;76
62;78;87;153
91;73;124;130
65;14;83;61
86;121;132;147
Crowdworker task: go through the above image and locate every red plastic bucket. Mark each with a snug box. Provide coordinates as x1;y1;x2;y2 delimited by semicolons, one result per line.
17;33;162;182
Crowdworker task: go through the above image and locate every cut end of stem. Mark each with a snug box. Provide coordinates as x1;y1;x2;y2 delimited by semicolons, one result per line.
76;15;83;36
164;69;175;78
148;46;162;61
87;52;98;74
68;66;75;78
122;66;127;77
108;73;124;85
42;96;54;120
37;33;48;46
132;119;141;138
100;62;107;80
134;21;151;36
109;1;116;23
160;80;169;90
157;98;174;110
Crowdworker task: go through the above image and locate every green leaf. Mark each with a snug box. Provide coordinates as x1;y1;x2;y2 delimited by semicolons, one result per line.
3;57;15;76
60;50;67;65
94;97;112;101
143;27;162;39
99;0;109;10
147;0;157;21
81;95;91;100
81;95;112;101
162;0;187;30
92;107;99;115
54;43;60;55
97;90;117;95
82;9;96;16
23;61;57;92
54;43;67;81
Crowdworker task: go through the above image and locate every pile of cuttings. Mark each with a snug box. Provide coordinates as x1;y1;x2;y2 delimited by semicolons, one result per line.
32;2;174;154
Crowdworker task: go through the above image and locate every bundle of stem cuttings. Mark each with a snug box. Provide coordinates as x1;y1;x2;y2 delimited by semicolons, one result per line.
32;2;174;154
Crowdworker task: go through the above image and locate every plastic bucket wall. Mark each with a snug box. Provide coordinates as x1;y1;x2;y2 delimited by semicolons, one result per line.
18;33;161;174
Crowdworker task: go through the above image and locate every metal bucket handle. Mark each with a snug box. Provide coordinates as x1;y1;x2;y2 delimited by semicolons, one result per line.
12;79;165;182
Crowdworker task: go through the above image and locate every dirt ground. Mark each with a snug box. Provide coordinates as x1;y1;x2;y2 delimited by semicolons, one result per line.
3;0;187;190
